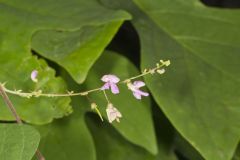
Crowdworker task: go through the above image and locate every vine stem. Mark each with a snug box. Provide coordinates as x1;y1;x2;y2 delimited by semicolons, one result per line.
1;60;170;98
0;85;45;160
121;63;165;83
0;59;170;160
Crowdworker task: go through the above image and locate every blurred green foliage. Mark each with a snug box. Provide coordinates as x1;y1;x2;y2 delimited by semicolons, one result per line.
0;0;239;160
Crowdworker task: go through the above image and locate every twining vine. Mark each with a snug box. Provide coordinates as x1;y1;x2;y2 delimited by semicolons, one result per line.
0;59;170;123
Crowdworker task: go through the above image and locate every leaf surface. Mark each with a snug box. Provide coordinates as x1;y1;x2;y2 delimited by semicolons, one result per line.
131;0;240;159
86;114;156;160
37;51;158;159
0;124;40;160
37;100;95;160
0;0;130;124
82;51;157;154
97;0;240;159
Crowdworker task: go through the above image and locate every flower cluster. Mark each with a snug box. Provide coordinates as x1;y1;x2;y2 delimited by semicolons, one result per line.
4;59;171;123
91;59;170;123
99;74;149;123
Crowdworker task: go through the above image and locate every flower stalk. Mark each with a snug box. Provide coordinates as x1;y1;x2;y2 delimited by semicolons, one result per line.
0;59;170;124
0;60;170;98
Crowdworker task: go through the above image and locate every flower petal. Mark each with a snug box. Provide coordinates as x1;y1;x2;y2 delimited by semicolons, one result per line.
106;103;122;123
101;74;120;83
133;81;145;88
31;70;38;83
137;90;149;97
116;118;121;123
116;111;122;117
110;82;119;94
106;107;115;123
133;92;142;99
133;89;149;99
101;82;110;90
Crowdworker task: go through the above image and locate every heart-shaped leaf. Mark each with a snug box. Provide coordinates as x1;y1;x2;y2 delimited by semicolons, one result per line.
32;21;128;84
97;0;240;159
0;124;40;160
131;0;240;159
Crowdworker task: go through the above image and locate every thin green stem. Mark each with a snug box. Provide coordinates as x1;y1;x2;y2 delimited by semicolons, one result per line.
122;63;165;83
103;90;110;104
2;86;101;98
0;60;169;98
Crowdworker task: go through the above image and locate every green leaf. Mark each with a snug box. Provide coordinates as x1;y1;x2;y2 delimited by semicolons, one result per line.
98;0;240;159
32;21;127;84
174;133;204;160
86;113;156;160
36;51;157;159
152;105;178;160
0;124;40;160
129;0;240;160
0;0;130;124
36;98;95;160
0;57;72;124
82;51;157;154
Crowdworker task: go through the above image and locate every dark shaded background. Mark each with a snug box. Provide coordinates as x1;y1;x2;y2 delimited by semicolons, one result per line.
201;0;240;8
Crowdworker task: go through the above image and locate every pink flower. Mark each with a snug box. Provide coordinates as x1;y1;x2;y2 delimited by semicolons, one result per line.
101;74;120;94
31;70;38;83
127;81;149;99
106;103;122;123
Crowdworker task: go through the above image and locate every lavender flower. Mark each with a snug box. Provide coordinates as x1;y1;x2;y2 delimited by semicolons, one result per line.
101;74;120;94
31;70;38;83
127;81;149;99
106;103;122;123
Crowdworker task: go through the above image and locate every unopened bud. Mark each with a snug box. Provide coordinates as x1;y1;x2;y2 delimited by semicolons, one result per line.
91;103;97;110
157;69;165;74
